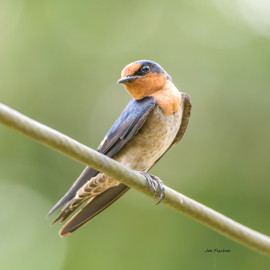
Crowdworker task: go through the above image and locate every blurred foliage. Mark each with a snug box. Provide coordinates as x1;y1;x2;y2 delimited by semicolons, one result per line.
1;0;270;269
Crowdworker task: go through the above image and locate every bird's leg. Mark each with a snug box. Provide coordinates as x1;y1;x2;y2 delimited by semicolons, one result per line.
135;171;166;204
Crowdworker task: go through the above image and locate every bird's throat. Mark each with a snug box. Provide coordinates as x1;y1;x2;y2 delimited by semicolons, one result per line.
124;73;167;100
149;81;181;116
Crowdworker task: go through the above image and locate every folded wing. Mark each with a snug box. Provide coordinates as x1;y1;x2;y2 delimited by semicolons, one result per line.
47;97;157;218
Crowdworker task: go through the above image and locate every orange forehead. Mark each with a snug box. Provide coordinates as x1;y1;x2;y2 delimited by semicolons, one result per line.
121;63;141;78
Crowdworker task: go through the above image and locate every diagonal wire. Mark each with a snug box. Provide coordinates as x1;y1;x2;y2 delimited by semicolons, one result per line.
0;102;270;256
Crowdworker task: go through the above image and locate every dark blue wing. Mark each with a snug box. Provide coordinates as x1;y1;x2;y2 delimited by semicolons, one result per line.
97;97;157;156
47;97;157;217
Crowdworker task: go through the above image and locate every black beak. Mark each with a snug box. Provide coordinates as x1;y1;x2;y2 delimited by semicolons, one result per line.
117;76;145;84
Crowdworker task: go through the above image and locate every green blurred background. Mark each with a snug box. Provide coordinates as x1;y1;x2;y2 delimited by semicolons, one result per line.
1;0;270;269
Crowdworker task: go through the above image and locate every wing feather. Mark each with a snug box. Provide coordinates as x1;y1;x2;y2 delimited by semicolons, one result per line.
172;93;192;146
59;184;130;237
47;97;157;218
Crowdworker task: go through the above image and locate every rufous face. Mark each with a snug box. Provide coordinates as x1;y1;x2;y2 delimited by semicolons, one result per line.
118;60;170;99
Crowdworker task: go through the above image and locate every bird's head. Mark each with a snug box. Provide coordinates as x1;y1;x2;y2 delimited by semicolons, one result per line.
118;60;172;99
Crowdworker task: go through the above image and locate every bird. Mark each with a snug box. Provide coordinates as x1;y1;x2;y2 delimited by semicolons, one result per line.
47;60;192;237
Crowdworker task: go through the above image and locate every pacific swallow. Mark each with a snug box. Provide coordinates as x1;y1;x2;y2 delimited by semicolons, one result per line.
47;60;191;237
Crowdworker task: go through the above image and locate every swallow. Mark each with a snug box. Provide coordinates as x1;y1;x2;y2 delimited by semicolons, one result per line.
47;60;191;237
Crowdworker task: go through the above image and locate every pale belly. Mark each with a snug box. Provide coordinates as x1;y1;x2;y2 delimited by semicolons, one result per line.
114;105;183;171
75;105;183;199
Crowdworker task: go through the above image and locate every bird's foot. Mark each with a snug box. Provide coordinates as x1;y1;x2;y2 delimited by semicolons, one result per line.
135;171;166;204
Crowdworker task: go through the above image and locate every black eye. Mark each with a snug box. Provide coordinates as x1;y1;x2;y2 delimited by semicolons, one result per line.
142;65;150;73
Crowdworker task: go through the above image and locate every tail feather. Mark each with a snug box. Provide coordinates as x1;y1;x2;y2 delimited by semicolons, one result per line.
51;198;88;225
47;168;99;218
59;184;130;237
51;173;116;225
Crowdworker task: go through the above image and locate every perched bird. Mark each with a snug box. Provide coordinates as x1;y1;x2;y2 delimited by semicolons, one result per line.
47;60;191;237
